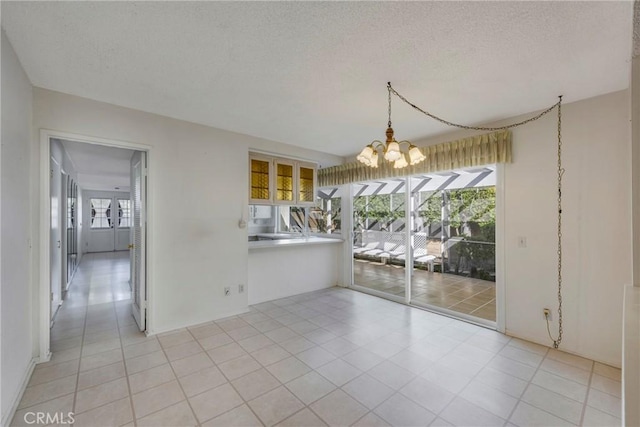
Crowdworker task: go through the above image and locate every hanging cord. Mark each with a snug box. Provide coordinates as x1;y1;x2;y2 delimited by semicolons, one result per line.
546;95;564;349
386;82;565;348
387;83;392;127
387;82;561;131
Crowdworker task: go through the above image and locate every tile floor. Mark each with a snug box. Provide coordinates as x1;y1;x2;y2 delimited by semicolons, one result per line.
354;260;496;321
12;252;621;426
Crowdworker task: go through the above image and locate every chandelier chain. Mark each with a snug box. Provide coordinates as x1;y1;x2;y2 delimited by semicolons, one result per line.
387;82;392;128
384;82;564;348
388;84;561;131
551;96;564;349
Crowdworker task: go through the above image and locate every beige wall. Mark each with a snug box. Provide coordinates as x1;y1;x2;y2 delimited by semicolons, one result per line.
624;2;640;424
1;30;35;424
408;90;631;367
632;4;640;287
504;90;630;367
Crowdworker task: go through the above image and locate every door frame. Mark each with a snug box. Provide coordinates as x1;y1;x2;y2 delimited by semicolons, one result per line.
39;129;153;362
345;166;506;333
83;190;132;253
50;156;63;321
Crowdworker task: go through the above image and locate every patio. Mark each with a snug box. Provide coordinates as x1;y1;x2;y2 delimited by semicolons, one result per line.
353;259;496;321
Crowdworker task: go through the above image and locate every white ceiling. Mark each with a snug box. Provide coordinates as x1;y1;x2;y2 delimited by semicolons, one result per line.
3;2;633;157
59;139;134;192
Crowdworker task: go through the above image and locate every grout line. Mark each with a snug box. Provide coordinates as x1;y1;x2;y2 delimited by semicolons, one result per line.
580;364;596;425
70;262;90;420
188;327;235;423
515;347;601;425
186;324;266;426
54;263;621;427
112;259;138;427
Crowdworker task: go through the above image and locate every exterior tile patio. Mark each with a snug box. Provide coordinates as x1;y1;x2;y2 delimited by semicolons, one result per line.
353;259;496;322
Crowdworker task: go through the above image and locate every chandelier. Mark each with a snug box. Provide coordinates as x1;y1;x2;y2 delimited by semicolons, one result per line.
357;82;426;169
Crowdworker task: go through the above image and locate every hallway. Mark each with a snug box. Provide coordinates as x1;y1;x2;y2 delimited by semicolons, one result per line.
12;251;144;426
60;251;132;309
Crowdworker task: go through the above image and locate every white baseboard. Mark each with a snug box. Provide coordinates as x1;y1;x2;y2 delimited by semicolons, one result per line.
147;307;252;337
1;357;37;427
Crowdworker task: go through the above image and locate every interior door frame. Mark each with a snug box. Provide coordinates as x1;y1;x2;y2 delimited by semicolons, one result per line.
39;129;153;362
50;156;63;321
130;151;147;332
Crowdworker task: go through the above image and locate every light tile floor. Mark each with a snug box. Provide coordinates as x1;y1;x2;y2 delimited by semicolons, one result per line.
354;260;496;321
12;252;621;426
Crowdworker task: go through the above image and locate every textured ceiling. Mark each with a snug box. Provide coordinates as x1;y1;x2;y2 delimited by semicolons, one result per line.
2;1;633;157
60;139;134;192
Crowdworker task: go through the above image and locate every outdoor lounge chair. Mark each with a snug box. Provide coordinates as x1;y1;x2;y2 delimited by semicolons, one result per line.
388;244;407;258
353;242;380;254
415;254;437;271
394;247;437;271
363;241;399;257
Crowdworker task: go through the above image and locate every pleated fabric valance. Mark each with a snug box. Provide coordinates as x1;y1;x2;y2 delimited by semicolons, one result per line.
318;130;512;187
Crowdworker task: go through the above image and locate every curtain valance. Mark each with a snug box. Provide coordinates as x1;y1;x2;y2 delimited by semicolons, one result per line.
318;130;511;187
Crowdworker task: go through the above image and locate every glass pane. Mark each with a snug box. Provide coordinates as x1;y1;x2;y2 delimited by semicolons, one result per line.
90;198;112;228
250;159;270;200
67;197;74;229
276;163;294;201
352;179;406;299
408;170;497;322
298;167;314;202
118;199;131;227
313;187;342;234
277;206;306;232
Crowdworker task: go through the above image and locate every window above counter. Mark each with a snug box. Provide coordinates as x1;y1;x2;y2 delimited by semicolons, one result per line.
248;185;342;241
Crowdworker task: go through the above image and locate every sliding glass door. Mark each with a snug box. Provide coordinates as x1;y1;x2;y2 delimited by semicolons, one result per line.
350;167;497;325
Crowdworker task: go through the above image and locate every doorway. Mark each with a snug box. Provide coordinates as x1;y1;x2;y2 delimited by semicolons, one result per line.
41;130;151;361
84;191;132;252
350;166;498;327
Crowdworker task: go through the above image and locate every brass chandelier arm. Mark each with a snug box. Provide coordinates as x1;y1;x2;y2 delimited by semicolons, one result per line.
368;140;415;150
388;82;562;131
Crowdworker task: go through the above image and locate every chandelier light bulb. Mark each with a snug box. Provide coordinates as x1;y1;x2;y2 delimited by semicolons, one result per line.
370;151;379;168
384;141;401;161
357;145;374;164
408;145;426;165
393;155;408;169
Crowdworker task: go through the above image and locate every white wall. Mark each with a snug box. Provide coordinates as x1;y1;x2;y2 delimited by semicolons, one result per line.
32;88;343;336
624;10;640;424
248;243;342;305
1;30;35;425
506;90;630;367
407;90;631;367
632;13;640;287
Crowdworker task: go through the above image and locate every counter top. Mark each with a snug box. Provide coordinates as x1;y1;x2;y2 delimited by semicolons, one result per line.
249;236;343;250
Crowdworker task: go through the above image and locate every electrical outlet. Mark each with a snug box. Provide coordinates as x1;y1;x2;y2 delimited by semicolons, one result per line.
224;287;230;296
239;284;245;293
543;308;551;320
